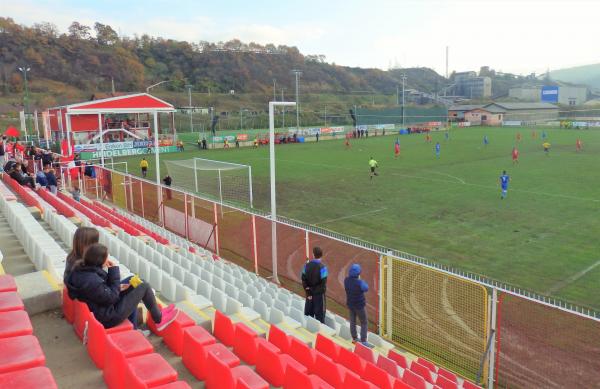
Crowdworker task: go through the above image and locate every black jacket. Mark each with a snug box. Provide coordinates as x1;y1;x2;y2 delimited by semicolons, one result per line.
65;265;121;325
301;259;328;296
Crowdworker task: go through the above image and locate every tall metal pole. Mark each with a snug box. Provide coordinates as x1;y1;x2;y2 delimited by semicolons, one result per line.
186;85;193;133
292;70;302;131
281;89;285;128
396;85;400;106
269;101;296;284
19;67;31;141
401;74;407;126
273;79;276;102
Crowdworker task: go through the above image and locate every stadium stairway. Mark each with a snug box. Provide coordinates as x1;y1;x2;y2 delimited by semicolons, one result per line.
0;213;35;276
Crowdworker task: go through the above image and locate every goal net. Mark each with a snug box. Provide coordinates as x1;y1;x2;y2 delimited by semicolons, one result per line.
165;158;253;208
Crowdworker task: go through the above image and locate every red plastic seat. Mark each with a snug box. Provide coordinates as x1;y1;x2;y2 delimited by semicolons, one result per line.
256;340;308;387
233;322;259;365
206;351;269;389
185;341;239;381
387;350;409;369
154;382;193;389
124;353;178;389
214;310;235;347
0;366;57;389
401;369;428;389
103;330;154;389
362;362;395;389
436;375;459;389
0;335;45;374
417;357;437;372
181;325;216;379
354;342;376;365
338;346;366;376
376;355;401;378
268;324;290;353
203;344;240;388
160;312;195;356
0;275;17;293
437;368;457;383
73;300;91;340
462;381;482;389
87;313;133;368
312;352;349;388
0;310;33;339
284;363;335;389
0;291;24;313
315;334;341;361
411;362;435;384
62;287;74;323
288;336;317;372
342;372;378;389
393;379;415;389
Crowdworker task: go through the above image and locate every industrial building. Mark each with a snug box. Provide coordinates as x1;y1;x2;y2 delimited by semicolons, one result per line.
508;85;588;106
452;71;492;98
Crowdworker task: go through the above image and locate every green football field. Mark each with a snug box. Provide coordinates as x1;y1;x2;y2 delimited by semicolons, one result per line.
115;126;600;310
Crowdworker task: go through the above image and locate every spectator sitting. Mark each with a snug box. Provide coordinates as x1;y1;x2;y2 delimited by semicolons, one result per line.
64;227;100;282
21;160;29;176
35;169;48;189
65;243;179;330
9;163;35;189
3;160;16;174
44;164;58;194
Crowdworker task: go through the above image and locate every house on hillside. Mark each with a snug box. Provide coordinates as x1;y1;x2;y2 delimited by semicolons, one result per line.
448;102;558;125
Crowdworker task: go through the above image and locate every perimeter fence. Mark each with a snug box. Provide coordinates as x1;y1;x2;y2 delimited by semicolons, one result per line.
78;166;600;387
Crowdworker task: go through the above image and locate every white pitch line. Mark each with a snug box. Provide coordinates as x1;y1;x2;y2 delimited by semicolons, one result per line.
427;170;466;184
546;260;600;294
313;208;387;226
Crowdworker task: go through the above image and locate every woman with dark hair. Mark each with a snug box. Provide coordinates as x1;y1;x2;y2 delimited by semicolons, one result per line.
66;243;178;330
64;227;100;282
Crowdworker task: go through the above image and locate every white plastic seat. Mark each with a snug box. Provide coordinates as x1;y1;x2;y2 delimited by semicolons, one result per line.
245;285;260;299
188;294;212;310
252;299;269;321
184;273;199;291
274;300;289;315
196;279;212;299
210;288;227;312
224;283;238;299
172;264;185;283
288;307;306;326
225;297;241;315
149;264;162;292
268;307;284;325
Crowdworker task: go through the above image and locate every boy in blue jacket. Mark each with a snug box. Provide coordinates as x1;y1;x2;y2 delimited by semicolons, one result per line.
344;263;372;347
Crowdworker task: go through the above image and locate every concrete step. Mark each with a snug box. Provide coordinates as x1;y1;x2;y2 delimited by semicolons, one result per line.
15;271;62;315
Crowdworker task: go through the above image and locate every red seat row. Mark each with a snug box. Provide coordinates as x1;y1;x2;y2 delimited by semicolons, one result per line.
79;198;141;235
94;201;169;244
63;287;190;389
0;275;58;388
36;189;76;218
57;192;111;227
1;175;41;210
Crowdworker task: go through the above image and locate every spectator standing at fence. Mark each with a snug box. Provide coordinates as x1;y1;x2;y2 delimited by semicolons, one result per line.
202;138;208;150
65;243;179;331
162;175;172;200
140;158;149;178
344;264;373;347
44;164;58;194
302;246;328;323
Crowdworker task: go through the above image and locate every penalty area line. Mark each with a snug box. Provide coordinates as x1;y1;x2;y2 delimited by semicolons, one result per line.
313;208;387;226
545;260;600;295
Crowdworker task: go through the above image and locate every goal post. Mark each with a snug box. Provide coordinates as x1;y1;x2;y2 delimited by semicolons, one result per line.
165;158;254;209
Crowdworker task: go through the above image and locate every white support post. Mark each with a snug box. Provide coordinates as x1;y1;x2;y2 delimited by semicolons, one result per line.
139;181;145;218
97;114;105;167
248;165;254;209
153;111;163;223
305;230;310;258
65;114;72;156
487;288;498;389
268;100;296;284
217;168;224;217
194;158;198;192
379;254;384;336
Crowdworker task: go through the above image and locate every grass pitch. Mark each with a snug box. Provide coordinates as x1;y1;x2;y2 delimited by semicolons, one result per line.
117;126;600;310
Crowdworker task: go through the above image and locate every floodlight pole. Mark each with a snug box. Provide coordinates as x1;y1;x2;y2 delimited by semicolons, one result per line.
153;111;162;222
269;101;296;284
401;73;407;126
186;85;194;133
291;70;302;131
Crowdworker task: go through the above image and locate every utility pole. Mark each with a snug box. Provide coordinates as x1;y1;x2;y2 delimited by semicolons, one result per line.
111;77;115;94
273;79;277;102
18;67;31;141
281;89;285;128
291;69;302;131
324;105;327;127
400;73;407;126
446;46;449;79
185;84;194;132
240;108;243;130
396;85;400;106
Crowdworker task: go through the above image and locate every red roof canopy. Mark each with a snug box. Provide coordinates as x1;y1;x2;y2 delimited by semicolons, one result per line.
53;93;175;114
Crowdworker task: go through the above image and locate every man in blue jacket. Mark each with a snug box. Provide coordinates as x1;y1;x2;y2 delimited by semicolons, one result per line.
344;263;372;346
301;247;328;323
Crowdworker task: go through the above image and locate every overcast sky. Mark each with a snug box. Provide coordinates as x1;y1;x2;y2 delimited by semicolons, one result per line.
4;0;599;76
